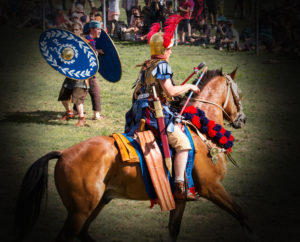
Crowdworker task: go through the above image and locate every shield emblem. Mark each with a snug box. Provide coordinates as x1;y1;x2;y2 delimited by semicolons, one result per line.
39;28;99;80
95;30;122;83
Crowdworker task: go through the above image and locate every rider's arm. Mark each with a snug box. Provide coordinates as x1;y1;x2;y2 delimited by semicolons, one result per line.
159;78;200;97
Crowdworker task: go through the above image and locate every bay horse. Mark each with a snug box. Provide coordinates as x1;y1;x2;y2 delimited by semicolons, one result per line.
14;67;251;242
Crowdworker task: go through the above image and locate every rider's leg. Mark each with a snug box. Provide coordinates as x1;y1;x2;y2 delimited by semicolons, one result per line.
168;125;198;200
174;150;189;182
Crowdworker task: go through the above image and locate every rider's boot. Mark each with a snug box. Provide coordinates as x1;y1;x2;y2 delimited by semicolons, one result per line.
174;181;199;201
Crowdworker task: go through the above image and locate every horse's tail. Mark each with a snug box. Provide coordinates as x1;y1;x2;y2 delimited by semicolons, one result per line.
14;151;62;241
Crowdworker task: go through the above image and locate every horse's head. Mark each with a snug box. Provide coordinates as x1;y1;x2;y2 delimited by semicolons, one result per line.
223;67;246;128
183;67;246;129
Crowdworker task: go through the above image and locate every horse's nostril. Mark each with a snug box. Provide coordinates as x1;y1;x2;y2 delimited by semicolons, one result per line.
239;114;246;124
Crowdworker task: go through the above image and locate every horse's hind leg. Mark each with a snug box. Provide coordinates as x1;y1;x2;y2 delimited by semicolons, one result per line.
55;172;107;242
54;136;118;242
168;200;187;242
56;212;89;242
56;185;107;242
201;182;253;236
78;192;112;242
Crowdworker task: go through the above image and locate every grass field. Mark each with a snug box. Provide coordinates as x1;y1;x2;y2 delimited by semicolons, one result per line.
0;2;300;241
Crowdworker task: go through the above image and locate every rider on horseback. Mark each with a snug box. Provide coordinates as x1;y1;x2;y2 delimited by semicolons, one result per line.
126;15;200;201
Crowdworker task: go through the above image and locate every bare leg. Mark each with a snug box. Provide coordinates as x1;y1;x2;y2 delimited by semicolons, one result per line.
168;200;186;242
111;21;115;35
62;100;71;112
76;103;84;118
173;150;198;200
174;150;189;182
94;111;100;119
181;31;185;43
187;22;191;40
75;103;87;126
60;100;75;120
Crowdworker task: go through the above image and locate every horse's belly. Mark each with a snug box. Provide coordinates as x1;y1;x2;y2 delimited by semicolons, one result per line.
106;164;149;200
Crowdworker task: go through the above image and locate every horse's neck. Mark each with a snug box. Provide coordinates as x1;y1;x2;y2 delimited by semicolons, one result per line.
192;77;226;124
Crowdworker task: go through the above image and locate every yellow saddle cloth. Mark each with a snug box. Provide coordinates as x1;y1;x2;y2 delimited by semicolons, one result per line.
111;133;139;163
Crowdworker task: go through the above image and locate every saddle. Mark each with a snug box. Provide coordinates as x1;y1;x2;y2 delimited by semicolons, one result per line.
111;133;139;163
111;124;197;212
111;131;175;211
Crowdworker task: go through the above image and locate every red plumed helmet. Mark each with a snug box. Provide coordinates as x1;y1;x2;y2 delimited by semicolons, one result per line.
148;14;183;55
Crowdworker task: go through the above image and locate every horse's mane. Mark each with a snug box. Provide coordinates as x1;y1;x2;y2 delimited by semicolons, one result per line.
170;69;224;109
192;69;223;89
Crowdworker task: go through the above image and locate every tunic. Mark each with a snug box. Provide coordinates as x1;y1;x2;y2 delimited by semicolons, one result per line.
125;60;175;137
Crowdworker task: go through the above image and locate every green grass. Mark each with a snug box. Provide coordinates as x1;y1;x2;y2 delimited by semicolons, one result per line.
1;8;300;242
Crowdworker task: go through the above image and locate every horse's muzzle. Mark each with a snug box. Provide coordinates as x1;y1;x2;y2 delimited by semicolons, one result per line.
232;112;247;129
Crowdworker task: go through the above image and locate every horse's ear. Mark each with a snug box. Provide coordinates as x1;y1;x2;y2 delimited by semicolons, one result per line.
229;66;239;81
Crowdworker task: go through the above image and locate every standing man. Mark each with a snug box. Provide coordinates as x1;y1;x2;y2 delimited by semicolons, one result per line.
122;0;139;26
125;15;200;200
83;20;104;120
58;23;89;127
178;0;191;44
108;0;120;36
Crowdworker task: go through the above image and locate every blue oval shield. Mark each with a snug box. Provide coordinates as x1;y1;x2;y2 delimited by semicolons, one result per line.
39;28;99;80
95;30;122;83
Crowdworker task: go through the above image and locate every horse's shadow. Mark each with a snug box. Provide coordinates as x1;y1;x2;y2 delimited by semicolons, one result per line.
0;110;69;126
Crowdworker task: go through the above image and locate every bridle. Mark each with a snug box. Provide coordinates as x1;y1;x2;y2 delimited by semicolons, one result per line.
192;74;242;124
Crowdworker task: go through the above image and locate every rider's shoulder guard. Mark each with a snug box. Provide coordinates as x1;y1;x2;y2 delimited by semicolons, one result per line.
151;61;173;80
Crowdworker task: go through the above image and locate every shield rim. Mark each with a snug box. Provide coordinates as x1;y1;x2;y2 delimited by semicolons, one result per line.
97;29;122;83
39;28;99;81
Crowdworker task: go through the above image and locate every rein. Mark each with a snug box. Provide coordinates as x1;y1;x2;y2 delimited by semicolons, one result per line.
183;74;242;167
192;75;235;123
183;120;239;167
192;99;233;122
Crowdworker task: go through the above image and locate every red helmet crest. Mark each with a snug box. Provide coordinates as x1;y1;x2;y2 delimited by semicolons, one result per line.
147;14;183;49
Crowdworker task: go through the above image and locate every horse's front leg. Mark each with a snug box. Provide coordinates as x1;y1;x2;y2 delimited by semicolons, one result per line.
200;181;256;240
168;200;186;242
